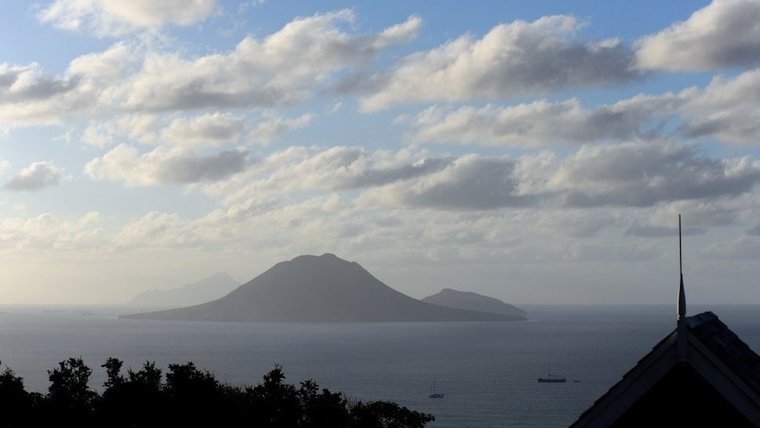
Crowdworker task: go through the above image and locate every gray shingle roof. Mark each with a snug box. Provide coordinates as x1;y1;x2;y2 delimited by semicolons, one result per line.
686;311;760;396
571;311;760;426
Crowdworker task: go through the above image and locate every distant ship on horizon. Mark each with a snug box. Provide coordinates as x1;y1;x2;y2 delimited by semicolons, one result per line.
537;360;566;383
537;373;567;383
429;378;444;398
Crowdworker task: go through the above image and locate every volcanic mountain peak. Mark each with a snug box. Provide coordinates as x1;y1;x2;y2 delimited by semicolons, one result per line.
121;254;526;323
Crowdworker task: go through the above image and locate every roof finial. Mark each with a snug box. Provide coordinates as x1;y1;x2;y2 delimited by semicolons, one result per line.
678;214;686;321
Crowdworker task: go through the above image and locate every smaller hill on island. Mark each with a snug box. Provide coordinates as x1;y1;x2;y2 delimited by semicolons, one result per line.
422;288;526;317
127;272;239;309
121;254;526;323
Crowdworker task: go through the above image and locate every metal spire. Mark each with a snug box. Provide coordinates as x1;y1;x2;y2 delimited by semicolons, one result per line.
678;214;686;321
676;214;687;361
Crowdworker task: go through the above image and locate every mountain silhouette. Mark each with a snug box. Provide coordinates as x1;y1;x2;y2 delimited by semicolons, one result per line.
422;288;526;317
121;254;526;322
127;272;239;308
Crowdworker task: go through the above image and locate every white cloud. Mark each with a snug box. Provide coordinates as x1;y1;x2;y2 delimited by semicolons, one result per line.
80;111;313;149
275;147;449;191
1;12;420;127
402;67;760;147
37;0;218;37
124;11;421;112
0;43;135;127
636;0;760;71
679;69;760;143
81;122;115;147
202;146;451;204
81;113;157;147
114;211;190;249
373;15;423;49
67;42;137;80
108;194;361;255
248;113;313;145
635;198;753;234
0;63;83;125
0;211;101;252
0;63;77;103
199;142;760;211
701;235;760;259
84;144;250;186
548;141;760;207
4;161;66;191
405;98;670;147
360;15;636;111
161;112;246;147
366;155;531;210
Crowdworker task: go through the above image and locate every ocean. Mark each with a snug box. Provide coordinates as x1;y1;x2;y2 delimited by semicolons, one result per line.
1;304;758;427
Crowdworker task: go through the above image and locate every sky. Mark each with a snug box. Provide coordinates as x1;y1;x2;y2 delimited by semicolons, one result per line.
1;0;759;305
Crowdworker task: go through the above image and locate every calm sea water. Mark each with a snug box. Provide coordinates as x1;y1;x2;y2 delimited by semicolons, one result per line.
1;304;759;427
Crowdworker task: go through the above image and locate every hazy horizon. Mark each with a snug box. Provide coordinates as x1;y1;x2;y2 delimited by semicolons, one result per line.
1;0;760;306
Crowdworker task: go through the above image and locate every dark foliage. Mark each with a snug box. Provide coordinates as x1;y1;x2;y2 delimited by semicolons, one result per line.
0;358;434;428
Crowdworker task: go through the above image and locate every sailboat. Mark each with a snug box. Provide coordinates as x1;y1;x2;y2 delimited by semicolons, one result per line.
429;378;444;398
537;359;566;383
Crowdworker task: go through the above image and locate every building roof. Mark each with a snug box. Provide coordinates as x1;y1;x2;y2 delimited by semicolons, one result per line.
571;311;760;427
686;311;760;396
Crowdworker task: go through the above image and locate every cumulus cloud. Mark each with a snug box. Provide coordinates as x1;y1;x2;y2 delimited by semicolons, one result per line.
402;66;760;147
530;210;618;238
4;161;66;191
645;198;754;231
624;223;705;238
548;142;760;207
0;211;101;252
2;12;419;126
636;0;760;71
248;114;314;145
366;155;532;210
161;112;246;147
37;0;218;37
0;64;78;103
701;235;760;259
114;211;191;249
84;144;249;186
360;15;637;111
81;112;313;148
679;69;760;143
0;63;83;125
81;113;157;147
0;43;136;126
200;142;760;211
203;146;452;203
124;11;421;111
405;98;673;147
278;147;450;191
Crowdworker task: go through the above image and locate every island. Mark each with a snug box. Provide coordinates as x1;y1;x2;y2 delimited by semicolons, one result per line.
127;272;239;308
421;288;526;317
121;254;526;323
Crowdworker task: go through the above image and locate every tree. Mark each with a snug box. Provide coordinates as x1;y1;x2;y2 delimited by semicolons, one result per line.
0;358;435;428
164;362;229;426
0;363;32;428
102;357;124;389
45;357;97;425
98;360;165;428
246;365;303;427
350;401;435;428
298;379;351;427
